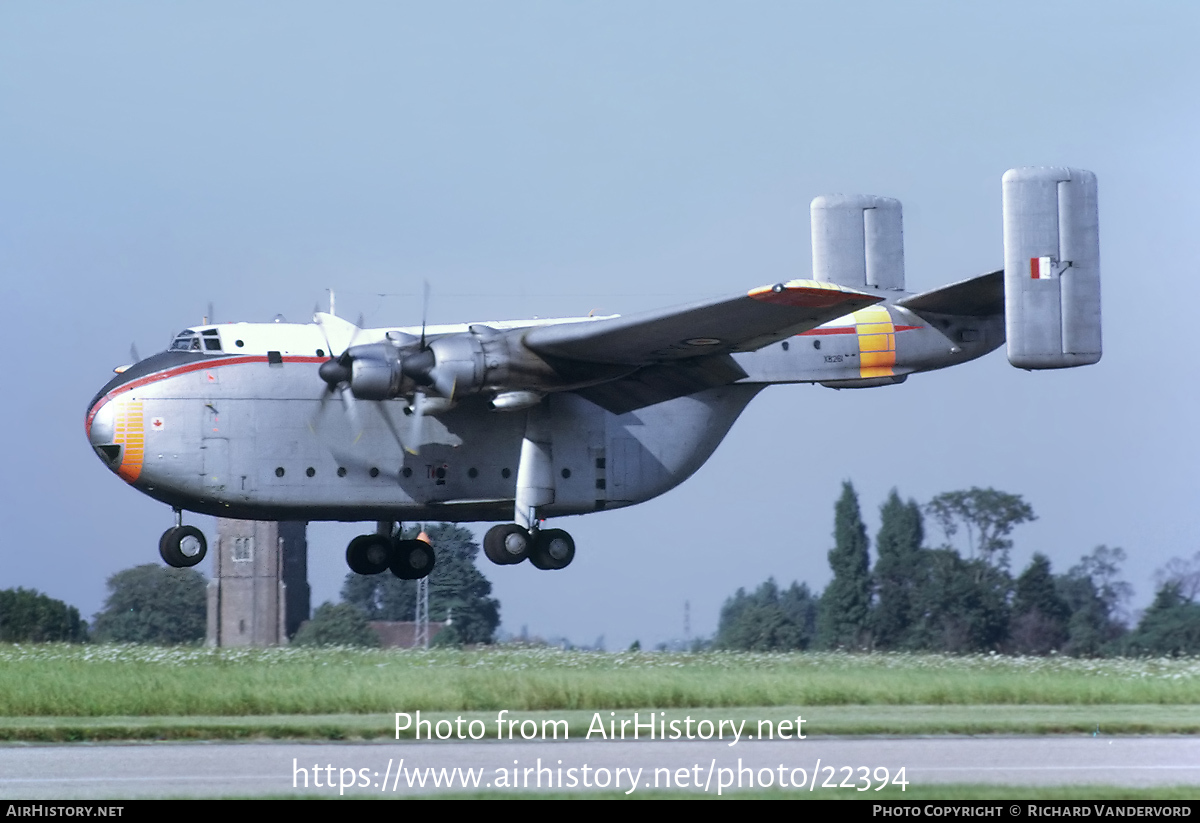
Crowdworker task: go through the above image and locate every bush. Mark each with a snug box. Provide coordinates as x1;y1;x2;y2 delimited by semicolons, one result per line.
0;588;87;642
292;602;379;647
91;564;206;644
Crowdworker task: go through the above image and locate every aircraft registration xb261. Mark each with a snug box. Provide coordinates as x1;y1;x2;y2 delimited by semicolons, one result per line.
87;167;1101;579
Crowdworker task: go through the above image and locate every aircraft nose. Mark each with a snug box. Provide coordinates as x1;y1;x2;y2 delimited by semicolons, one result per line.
87;397;122;469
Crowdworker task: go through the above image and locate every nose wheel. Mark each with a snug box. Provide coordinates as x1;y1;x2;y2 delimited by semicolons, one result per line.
483;524;575;570
159;525;207;568
345;532;436;580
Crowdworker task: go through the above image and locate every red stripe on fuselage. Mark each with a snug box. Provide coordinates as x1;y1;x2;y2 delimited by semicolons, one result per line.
86;355;328;434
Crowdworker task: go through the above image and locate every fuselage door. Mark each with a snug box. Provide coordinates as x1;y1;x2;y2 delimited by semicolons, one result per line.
202;437;229;490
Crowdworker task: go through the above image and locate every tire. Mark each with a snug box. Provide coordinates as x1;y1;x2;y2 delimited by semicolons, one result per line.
346;534;392;575
529;528;575;571
159;525;207;568
483;524;530;565
390;539;436;580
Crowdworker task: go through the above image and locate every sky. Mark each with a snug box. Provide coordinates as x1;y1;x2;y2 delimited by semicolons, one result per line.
2;2;1198;649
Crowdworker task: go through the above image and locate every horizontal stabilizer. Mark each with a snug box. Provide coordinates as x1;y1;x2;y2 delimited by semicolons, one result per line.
896;270;1004;318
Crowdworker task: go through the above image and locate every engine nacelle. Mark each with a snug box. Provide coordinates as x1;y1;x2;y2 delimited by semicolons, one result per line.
347;343;404;400
1003;167;1101;369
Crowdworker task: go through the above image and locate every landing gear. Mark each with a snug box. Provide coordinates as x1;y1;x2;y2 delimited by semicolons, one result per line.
159;525;207;568
346;534;392;575
483;524;531;565
483;524;576;570
488;412;576;570
344;527;436;580
391;539;436;580
529;528;575;571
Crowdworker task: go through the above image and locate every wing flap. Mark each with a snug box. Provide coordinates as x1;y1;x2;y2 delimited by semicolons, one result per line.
524;280;881;365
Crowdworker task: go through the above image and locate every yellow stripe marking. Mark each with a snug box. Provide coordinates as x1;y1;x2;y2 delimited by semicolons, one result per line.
853;307;896;378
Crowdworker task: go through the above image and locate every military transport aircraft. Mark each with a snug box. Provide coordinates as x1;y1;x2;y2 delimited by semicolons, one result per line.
86;167;1101;579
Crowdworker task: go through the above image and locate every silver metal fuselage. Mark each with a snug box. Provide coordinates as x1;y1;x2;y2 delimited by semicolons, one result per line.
86;302;1002;525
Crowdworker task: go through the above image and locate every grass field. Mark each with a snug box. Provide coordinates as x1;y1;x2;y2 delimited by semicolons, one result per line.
1;645;1199;741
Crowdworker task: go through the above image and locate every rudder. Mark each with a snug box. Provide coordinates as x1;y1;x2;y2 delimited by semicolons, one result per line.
1003;167;1101;369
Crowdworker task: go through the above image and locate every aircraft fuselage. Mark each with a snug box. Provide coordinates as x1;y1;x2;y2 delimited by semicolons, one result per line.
86;301;1002;525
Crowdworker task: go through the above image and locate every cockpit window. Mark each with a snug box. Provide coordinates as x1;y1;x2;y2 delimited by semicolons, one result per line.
169;328;223;353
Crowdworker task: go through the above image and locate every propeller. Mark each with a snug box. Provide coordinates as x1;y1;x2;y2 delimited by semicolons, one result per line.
312;312;365;435
309;284;472;455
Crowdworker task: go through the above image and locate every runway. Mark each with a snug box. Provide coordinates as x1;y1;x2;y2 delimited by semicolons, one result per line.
2;737;1199;798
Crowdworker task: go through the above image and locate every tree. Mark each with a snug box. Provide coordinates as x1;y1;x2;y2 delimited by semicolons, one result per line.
292;602;379;647
1070;547;1132;633
925;488;1036;570
818;481;872;649
1123;583;1200;656
91;564;206;644
341;523;500;645
1009;554;1070;654
715;579;819;651
0;588;87;642
907;549;1010;653
1055;572;1115;656
1153;550;1200;603
873;490;924;649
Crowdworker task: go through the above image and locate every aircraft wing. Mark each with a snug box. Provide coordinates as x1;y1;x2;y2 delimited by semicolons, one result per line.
523;279;882;365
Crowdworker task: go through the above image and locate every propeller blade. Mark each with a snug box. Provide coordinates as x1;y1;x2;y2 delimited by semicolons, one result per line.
373;401;416;455
420;280;430;349
339;384;362;435
307;384;334;433
313;312;361;359
433;372;457;401
129;342;141;364
405;391;427;455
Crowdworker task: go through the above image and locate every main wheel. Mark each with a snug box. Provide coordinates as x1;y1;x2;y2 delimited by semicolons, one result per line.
159;525;207;568
483;524;531;565
390;539;436;580
346;534;392;575
529;528;575;571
